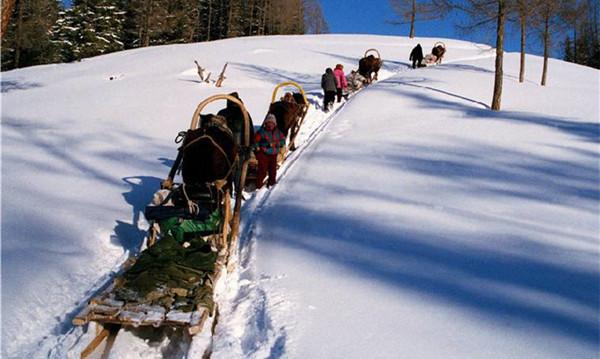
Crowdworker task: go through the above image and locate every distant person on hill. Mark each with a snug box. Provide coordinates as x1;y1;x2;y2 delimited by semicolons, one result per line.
252;114;286;189
333;64;348;102
410;44;424;69
321;68;338;112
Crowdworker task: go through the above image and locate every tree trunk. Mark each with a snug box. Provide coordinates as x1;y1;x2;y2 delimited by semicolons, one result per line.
573;20;577;61
1;0;16;39
206;0;212;41
410;0;416;38
14;0;24;68
247;0;255;36
541;14;550;86
261;0;269;35
519;16;526;83
143;0;152;47
491;0;505;111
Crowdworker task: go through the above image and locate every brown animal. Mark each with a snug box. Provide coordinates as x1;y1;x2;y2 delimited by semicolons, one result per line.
217;92;254;148
268;92;307;150
216;92;254;193
358;49;383;84
181;114;238;192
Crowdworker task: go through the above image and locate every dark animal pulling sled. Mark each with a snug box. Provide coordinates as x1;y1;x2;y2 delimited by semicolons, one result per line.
246;81;309;189
358;48;383;84
73;94;251;359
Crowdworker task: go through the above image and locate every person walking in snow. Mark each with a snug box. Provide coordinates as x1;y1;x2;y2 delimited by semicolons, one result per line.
410;44;424;69
333;64;348;102
252;113;286;189
321;67;337;112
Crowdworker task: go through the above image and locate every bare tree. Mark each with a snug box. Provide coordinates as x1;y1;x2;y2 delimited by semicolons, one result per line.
440;0;510;110
513;0;538;82
304;0;329;34
388;0;446;38
534;0;565;85
492;0;507;110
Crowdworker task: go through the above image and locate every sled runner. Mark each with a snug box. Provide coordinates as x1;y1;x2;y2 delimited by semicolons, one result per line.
73;94;251;358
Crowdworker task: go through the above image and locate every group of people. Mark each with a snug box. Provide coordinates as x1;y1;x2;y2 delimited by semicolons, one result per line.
320;43;443;112
256;63;367;188
320;64;368;112
320;64;347;112
262;43;441;188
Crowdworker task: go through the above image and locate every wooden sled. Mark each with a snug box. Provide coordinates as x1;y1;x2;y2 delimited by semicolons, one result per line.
364;48;381;59
423;42;446;66
271;81;309;159
73;94;251;358
245;82;309;190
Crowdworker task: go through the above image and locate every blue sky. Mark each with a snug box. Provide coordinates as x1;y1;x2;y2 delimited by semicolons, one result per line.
319;0;546;55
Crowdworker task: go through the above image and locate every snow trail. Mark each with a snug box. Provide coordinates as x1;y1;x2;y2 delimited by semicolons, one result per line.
207;65;411;357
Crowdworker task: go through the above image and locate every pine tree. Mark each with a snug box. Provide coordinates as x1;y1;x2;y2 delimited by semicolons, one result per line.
564;36;574;62
570;0;600;69
52;0;125;61
123;0;169;48
1;0;62;70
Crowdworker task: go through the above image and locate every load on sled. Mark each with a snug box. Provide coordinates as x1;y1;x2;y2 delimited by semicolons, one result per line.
245;81;309;190
423;42;446;66
73;94;251;358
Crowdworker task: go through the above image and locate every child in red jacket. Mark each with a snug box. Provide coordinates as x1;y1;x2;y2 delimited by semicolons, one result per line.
253;114;286;189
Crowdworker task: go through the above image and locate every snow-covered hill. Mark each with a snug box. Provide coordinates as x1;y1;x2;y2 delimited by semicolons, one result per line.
1;34;598;358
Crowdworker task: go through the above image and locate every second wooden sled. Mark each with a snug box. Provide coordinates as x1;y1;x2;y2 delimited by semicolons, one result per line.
245;82;309;190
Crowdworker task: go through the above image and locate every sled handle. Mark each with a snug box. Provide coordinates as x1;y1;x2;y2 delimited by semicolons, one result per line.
270;81;308;105
190;94;251;147
364;48;381;59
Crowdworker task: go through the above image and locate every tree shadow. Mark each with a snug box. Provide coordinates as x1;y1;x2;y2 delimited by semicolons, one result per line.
259;197;599;347
381;78;600;143
309;50;410;73
1;79;42;93
230;62;317;86
252;105;599;348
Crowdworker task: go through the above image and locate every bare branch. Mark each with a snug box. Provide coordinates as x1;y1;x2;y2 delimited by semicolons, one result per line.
215;62;228;87
194;60;205;82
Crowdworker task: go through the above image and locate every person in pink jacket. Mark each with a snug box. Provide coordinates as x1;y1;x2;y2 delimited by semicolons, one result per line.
333;64;348;103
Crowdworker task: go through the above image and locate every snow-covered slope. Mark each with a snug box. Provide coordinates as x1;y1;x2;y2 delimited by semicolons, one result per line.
1;34;598;358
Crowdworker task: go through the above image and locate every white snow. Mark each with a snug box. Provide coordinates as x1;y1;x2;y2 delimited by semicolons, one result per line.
1;34;598;358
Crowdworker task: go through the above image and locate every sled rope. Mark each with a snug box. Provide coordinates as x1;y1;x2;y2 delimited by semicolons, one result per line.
181;183;200;215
